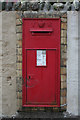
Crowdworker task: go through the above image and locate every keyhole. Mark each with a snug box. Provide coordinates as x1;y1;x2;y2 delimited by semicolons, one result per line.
29;76;31;79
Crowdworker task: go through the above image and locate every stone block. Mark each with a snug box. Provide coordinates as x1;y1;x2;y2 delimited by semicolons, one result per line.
17;55;22;62
62;105;67;110
16;63;22;70
61;22;67;30
61;45;67;53
61;30;67;38
16;40;22;48
16;19;22;26
16;70;22;78
16;26;22;33
16;33;22;40
61;37;67;44
17;99;22;110
61;52;67;59
61;59;67;66
45;13;53;18
23;11;32;18
61;96;66;105
30;12;38;18
38;12;46;18
16;76;22;81
16;12;22;19
62;14;67;18
61;67;66;75
61;18;67;23
61;82;67;89
61;89;67;97
61;75;66;82
17;92;22;99
16;82;22;92
16;48;22;55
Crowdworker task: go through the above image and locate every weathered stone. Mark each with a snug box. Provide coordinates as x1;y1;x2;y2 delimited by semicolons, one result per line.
39;2;45;10
17;55;22;62
2;11;17;116
61;45;67;53
16;48;22;55
17;70;22;77
12;2;21;11
16;12;20;19
53;3;64;10
62;105;67;110
73;0;80;10
61;75;66;82
16;33;22;40
61;22;67;30
61;67;66;75
21;2;27;11
61;97;66;105
62;14;67;18
61;82;67;89
45;12;53;18
61;18;67;23
16;26;22;33
61;30;67;38
29;11;38;18
26;2;32;11
61;89;67;97
17;40;22;48
5;2;13;11
23;11;32;18
16;63;22;70
17;92;22;99
17;99;22;109
16;19;22;26
61;59;67;67
38;12;46;18
61;53;67;59
31;2;39;11
61;37;67;44
16;77;22;85
2;2;6;10
16;79;22;92
65;2;71;11
44;2;51;11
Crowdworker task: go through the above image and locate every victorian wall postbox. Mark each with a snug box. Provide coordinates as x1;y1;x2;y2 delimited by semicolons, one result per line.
22;18;61;107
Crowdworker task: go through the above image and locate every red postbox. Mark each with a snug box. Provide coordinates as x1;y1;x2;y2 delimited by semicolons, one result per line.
22;18;61;107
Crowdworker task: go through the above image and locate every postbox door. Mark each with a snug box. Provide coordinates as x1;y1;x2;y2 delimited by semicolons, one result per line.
26;49;57;105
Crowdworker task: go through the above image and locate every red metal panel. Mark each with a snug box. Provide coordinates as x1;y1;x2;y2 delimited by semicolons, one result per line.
22;18;61;107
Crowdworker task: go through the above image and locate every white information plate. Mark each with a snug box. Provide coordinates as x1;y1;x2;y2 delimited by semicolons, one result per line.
37;50;46;66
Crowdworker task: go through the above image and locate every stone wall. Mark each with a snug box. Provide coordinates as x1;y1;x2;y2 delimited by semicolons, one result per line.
67;11;79;115
16;11;67;111
78;11;80;115
0;12;2;116
2;11;17;116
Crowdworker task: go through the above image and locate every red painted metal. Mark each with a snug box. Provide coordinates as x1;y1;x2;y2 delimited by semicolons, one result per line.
22;18;61;107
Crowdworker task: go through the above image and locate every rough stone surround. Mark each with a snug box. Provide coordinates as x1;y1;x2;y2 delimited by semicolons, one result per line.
16;11;67;111
1;1;80;11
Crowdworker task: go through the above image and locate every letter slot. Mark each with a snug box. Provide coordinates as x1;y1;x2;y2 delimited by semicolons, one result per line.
30;29;53;36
